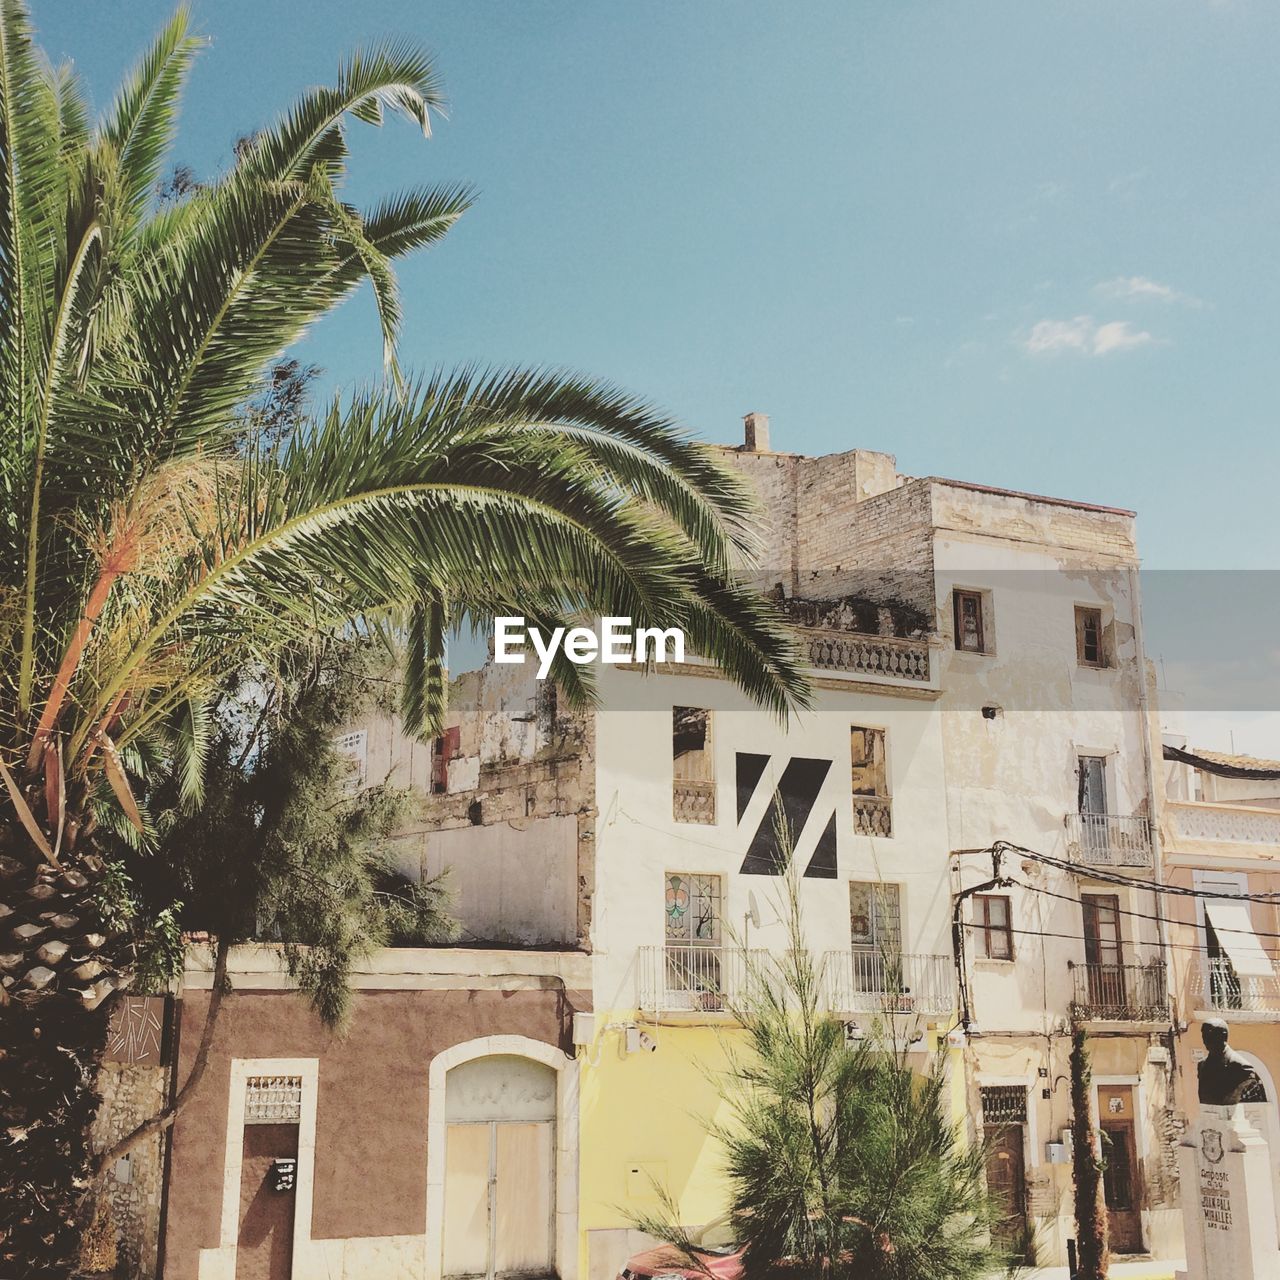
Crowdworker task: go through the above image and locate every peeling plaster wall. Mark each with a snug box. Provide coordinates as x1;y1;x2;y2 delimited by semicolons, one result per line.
351;659;596;948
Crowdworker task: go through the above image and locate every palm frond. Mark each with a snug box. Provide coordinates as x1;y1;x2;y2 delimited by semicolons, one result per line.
99;3;205;225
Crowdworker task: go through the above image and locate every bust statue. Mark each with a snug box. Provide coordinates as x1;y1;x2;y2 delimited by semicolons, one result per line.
1198;1019;1266;1105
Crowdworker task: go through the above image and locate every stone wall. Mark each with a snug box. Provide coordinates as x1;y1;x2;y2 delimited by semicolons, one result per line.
88;1062;168;1279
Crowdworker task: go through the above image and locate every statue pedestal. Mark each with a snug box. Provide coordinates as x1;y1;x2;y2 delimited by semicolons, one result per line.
1177;1105;1280;1280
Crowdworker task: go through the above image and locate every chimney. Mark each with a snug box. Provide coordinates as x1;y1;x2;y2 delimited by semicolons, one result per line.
742;411;770;452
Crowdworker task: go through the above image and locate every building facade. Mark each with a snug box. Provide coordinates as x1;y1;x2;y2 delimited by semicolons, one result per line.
136;415;1196;1277
1161;745;1280;1244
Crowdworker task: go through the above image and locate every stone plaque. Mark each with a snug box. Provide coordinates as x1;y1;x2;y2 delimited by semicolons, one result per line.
1177;1106;1280;1280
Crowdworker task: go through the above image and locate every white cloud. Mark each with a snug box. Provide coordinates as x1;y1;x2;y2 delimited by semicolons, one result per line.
1092;320;1157;355
1095;275;1199;306
1020;315;1159;357
1023;316;1093;355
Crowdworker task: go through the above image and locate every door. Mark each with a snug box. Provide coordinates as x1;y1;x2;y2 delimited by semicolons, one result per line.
1100;1119;1142;1252
1078;755;1108;855
849;881;902;995
1082;894;1124;1010
444;1123;555;1278
983;1126;1029;1258
235;1123;298;1280
443;1056;557;1280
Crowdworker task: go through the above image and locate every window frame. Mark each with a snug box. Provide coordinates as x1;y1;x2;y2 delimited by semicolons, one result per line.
974;893;1014;960
664;871;722;947
952;588;989;655
1075;605;1108;668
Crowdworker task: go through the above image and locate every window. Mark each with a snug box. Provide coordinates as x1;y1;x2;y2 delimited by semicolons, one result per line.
673;707;715;824
851;726;891;836
980;1084;1028;1126
1082;894;1123;967
333;730;367;793
849;881;902;951
1075;606;1107;667
975;894;1013;960
953;589;987;654
664;872;723;1009
1077;754;1108;815
665;872;721;946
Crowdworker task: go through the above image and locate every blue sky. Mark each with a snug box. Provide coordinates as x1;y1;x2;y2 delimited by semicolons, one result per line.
31;1;1280;747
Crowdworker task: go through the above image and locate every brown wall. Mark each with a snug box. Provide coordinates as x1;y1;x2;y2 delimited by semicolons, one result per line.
164;984;587;1280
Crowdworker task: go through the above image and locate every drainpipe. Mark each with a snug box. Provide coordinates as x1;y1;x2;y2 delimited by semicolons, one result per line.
1128;564;1176;1071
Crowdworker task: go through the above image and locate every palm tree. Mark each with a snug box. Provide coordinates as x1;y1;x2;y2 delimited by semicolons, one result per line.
0;3;809;1270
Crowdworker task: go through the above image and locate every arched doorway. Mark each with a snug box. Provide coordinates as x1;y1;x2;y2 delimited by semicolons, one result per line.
442;1054;557;1280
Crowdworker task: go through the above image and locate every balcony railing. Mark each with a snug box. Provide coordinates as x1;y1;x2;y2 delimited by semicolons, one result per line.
673;778;716;825
852;795;893;837
1065;812;1153;868
637;945;765;1014
1192;957;1280;1016
1069;961;1170;1023
1167;800;1280;848
798;629;931;683
822;950;954;1016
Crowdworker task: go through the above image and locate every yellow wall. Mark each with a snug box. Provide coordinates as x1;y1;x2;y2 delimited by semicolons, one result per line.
577;1014;967;1275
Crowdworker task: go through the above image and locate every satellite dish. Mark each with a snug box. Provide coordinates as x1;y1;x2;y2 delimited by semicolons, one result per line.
747;891;762;931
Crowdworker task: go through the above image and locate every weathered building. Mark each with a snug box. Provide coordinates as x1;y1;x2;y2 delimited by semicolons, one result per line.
141;412;1192;1278
1161;744;1280;1241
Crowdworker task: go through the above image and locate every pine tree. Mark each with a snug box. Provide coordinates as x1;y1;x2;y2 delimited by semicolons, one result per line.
636;873;1013;1280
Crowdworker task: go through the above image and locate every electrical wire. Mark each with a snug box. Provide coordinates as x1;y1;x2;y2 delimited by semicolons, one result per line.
1000;877;1280;945
961;840;1280;904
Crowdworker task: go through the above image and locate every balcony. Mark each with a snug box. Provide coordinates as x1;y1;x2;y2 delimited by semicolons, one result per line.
1069;961;1170;1024
637;945;765;1014
852;795;893;838
1192;957;1280;1018
822;950;954;1017
1065;812;1153;869
798;629;931;684
1166;800;1280;849
673;778;716;825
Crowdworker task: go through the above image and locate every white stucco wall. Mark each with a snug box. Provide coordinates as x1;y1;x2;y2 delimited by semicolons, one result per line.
589;662;951;1016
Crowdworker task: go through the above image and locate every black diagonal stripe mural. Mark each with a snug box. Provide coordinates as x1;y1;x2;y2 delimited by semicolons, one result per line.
804;812;838;879
739;755;832;875
735;752;770;823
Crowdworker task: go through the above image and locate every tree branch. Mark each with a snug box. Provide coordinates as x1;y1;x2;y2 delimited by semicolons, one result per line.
90;934;230;1178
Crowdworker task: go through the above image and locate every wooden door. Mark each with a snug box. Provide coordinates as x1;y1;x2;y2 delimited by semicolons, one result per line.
444;1124;491;1278
235;1124;298;1280
444;1120;554;1280
1101;1119;1143;1252
494;1122;554;1276
1083;894;1124;1007
983;1126;1029;1258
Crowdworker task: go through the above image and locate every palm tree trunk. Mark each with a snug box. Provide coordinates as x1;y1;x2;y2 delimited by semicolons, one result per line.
0;838;121;1278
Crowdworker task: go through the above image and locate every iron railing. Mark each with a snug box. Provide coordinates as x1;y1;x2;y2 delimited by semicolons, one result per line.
1069;961;1169;1022
637;945;766;1014
1065;812;1153;868
822;949;954;1016
1193;957;1280;1016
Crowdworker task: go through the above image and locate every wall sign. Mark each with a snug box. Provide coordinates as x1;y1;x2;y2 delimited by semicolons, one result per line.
271;1158;297;1193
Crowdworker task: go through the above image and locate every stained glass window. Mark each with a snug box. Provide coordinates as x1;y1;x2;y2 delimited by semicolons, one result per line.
665;872;721;945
